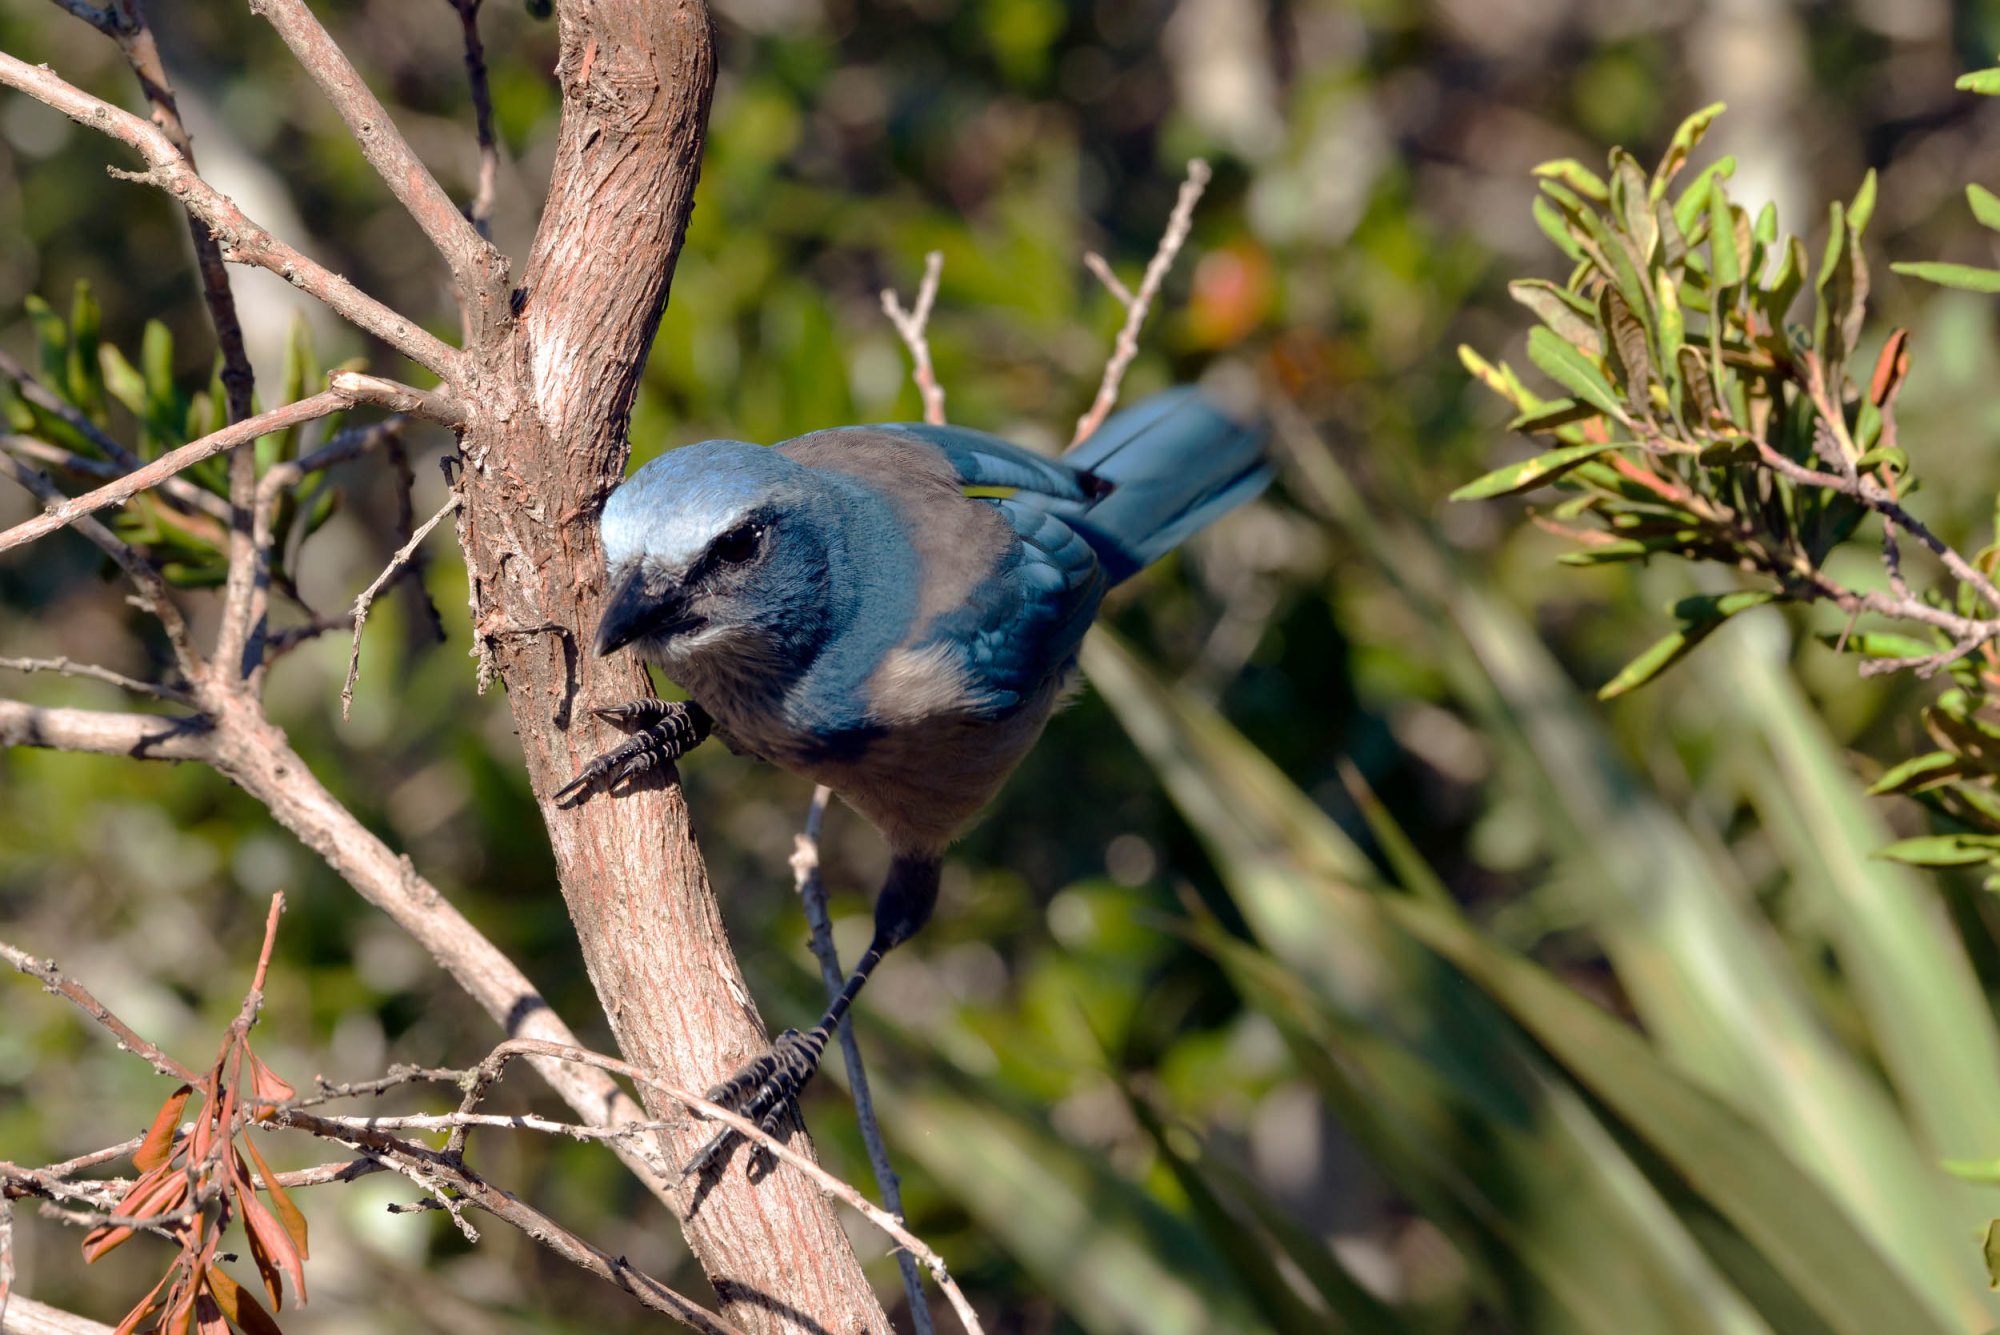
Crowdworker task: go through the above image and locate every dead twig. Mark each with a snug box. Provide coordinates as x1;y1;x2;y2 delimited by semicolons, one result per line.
0;52;461;378
341;494;462;719
0;389;354;556
791;787;936;1335
1072;159;1211;445
881;251;948;427
0;656;192;705
447;0;499;241
248;0;493;302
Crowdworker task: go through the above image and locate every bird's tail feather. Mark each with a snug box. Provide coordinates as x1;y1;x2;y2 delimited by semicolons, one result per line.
1050;387;1271;584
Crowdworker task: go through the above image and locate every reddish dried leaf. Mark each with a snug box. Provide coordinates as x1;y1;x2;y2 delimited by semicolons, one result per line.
84;1167;189;1262
136;1085;194;1172
247;1052;297;1112
239;1132;309;1259
111;1263;178;1335
1870;327;1912;409
195;1292;230;1335
165;1281;198;1335
239;1183;306;1310
205;1267;285;1335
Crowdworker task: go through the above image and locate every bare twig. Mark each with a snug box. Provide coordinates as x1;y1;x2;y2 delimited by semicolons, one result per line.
0;940;200;1083
881;251;947;427
247;0;495;302
342;494;462;719
1072;158;1211;445
0;656;191;705
266;1107;743;1334
0;699;210;762
447;0;499;240
328;371;467;428
454;1038;987;1335
0;455;202;680
0;52;462;378
791;787;936;1335
0;350;231;524
0;390;353;556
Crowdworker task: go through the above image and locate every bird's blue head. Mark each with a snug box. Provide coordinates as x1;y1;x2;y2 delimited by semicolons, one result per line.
592;440;841;679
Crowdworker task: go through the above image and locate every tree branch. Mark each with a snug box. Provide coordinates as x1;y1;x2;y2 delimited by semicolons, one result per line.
881;251;946;426
246;0;499;308
341;493;461;718
0;389;352;556
1072;158;1210;445
0;51;463;379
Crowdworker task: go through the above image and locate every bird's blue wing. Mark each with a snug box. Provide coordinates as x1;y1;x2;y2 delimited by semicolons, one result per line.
876;423;1103;501
918;497;1106;716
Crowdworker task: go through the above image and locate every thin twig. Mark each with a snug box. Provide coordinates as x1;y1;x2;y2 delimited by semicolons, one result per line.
881;251;947;427
791;787;936;1335
0;940;199;1083
0;52;462;378
448;0;499;241
342;494;462;719
0;656;192;705
1072;159;1211;445
0;350;232;525
0;389;353;556
248;0;493;301
455;1038;987;1335
0;455;202;680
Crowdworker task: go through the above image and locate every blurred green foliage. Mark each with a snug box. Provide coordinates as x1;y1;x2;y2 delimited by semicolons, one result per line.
16;1;2000;1332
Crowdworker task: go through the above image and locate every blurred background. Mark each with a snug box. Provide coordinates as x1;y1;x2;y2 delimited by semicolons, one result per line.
12;0;2000;1331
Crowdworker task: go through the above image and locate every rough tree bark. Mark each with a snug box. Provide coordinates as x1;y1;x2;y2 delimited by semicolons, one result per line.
451;1;893;1330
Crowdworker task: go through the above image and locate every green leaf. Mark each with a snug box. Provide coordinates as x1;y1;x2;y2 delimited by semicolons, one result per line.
1509;279;1601;354
1532;158;1610;202
65;280;103;422
1894;260;2000;293
1956;68;2000;95
1459;345;1540;413
1674;155;1736;236
1653;101;1726;201
1875;834;2000;868
1526;325;1627;422
1851;169;1879;236
1599;592;1776;698
1453;441;1631;500
1969;185;2000;233
24;294;65;388
1941;1159;2000;1184
1708;182;1742;287
1870;751;1965;796
1533;195;1586;262
1506;397;1601;432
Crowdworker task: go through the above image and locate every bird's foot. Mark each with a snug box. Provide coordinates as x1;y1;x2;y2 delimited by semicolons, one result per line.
555;699;711;804
680;1025;829;1180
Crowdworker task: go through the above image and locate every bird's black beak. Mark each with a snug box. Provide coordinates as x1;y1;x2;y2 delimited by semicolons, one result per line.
593;566;690;657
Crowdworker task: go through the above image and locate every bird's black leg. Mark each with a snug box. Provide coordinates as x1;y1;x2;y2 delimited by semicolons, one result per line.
682;852;941;1179
554;699;712;804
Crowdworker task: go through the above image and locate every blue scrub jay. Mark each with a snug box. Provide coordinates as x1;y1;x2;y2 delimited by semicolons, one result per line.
560;387;1268;1173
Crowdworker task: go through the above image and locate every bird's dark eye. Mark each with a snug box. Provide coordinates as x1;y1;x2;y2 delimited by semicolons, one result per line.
712;522;764;565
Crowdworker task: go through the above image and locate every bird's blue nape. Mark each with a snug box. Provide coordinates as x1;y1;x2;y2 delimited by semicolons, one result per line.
601;440;803;573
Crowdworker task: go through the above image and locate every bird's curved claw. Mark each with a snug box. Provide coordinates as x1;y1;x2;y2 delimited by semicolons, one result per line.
555;699;712;805
679;1025;829;1181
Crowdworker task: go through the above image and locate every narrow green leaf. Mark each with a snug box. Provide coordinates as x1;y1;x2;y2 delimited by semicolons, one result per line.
1459;345;1540;412
1942;1159;2000;1184
1893;261;2000;293
1870;751;1965;797
1601;590;1778;700
1526;325;1627;422
1708;182;1742;287
1507;397;1601;432
1453;441;1630;501
1508;279;1601;354
1655;269;1685;377
1653;101;1727;201
1851;169;1879;236
1969;185;2000;233
1533;195;1586;262
1533;158;1610;202
1875;835;2000;868
1674;156;1736;237
1956;68;2000;95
